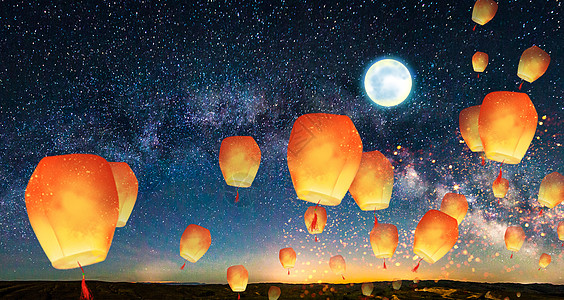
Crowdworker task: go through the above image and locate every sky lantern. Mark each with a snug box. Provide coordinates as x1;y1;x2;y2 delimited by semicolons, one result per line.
392;279;402;290
459;105;486;165
304;204;327;242
329;255;346;280
492;166;510;199
227;265;248;299
471;0;498;31
268;286;281;300
504;225;525;258
179;224;211;269
517;45;550;90
109;162;138;227
478;91;537;164
219;136;261;203
472;52;489;77
349;150;394;211
25;154;120;300
557;221;564;246
538;172;564;212
370;223;398;269
440;193;468;225
412;210;458;272
361;282;374;296
287;113;363;206
279;247;297;275
538;253;551;270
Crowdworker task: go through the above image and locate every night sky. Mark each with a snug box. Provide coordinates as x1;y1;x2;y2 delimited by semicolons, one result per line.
0;0;562;285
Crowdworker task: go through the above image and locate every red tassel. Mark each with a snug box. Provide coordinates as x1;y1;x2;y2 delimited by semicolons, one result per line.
288;269;290;275
481;155;485;166
315;235;318;242
342;274;345;280
374;213;378;228
383;259;387;270
510;253;513;259
477;73;480;78
518;81;524;90
235;188;239;203
412;259;422;272
180;260;186;270
538;267;541;271
539;208;543;216
561;242;563;247
238;293;240;300
473;24;477;31
78;262;93;300
310;213;318;232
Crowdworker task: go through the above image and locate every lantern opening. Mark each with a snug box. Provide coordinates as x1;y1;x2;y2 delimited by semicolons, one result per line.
52;250;107;270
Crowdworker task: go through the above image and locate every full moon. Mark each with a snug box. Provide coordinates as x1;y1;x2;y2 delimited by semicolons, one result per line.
364;59;412;107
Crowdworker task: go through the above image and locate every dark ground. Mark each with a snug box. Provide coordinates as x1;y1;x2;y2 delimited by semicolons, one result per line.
1;280;564;299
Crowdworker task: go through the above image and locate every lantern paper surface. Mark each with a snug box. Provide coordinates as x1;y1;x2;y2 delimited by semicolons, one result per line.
558;221;564;241
493;177;509;198
268;286;281;300
539;253;551;269
440;193;468;225
361;282;374;296
329;255;346;275
472;0;498;25
517;46;551;83
287;113;363;206
504;226;525;252
538;172;564;209
472;52;489;72
413;210;459;264
459;105;483;152
25;154;119;269
304;206;327;235
370;223;398;259
478;91;537;164
180;224;211;263
227;265;249;293
219;136;261;188
392;279;402;290
349;151;394;210
109;162;138;227
279;247;297;270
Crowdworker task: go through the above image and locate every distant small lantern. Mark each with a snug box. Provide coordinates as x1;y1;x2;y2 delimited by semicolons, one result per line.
227;265;249;299
538;253;551;270
440;193;468;225
472;52;489;76
538;172;564;209
472;0;498;29
268;286;281;300
370;223;398;269
505;225;525;258
517;46;551;89
109;162;138;227
459;105;483;152
329;255;346;280
349;150;394;210
179;224;211;269
361;282;374;296
304;205;327;242
392;279;402;290
219;136;261;202
492;169;510;198
279;247;297;275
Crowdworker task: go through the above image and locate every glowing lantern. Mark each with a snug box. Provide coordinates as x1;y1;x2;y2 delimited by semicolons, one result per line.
472;52;489;77
287;113;363;206
179;224;211;269
109;162;138;227
459;105;483;153
219;136;261;203
279;247;297;275
329;255;346;280
471;0;498;30
361;282;374;296
370;223;398;269
304;205;327;242
517;46;550;89
558;221;564;246
227;265;248;299
538;172;564;209
392;279;402;290
412;210;458;272
349;151;394;210
504;225;525;258
478;91;537;164
492;167;509;198
440;193;468;225
538;253;551;270
268;286;281;300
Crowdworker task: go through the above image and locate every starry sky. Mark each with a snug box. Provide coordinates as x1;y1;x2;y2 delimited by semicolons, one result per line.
0;0;562;285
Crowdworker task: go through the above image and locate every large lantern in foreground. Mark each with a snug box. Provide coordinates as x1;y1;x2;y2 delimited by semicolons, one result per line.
287;113;363;206
412;210;458;271
279;247;297;275
538;172;564;209
472;52;489;76
25;154;119;269
471;0;498;29
219;136;261;202
180;224;211;268
538;253;551;270
227;265;248;298
440;193;468;225
504;225;525;258
109;162;138;227
517;46;550;86
304;205;327;242
459;105;483;152
329;255;346;280
478;91;537;164
370;223;398;269
349;151;394;210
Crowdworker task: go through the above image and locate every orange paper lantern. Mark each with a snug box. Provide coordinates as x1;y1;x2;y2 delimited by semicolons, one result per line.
538;253;551;269
227;265;249;293
538;172;564;209
268;286;281;300
25;154;119;269
557;221;564;243
304;205;327;241
287;113;363;206
440;193;468;225
504;225;525;257
472;0;498;26
478;91;537;164
459;105;483;152
219;136;261;188
109;162;138;227
329;255;346;279
413;210;459;265
492;168;510;198
180;224;211;263
361;282;374;296
349;151;394;210
279;247;297;275
518;46;550;83
392;279;402;290
370;223;398;269
472;52;489;73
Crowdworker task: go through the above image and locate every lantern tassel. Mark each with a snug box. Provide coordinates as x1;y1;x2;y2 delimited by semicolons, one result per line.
342;274;345;280
180;260;186;270
477;73;480;78
518;81;524;90
412;258;423;272
238;293;240;300
481;155;486;166
288;269;290;275
539;267;541;271
383;259;387;270
374;212;378;228
539;208;543;216
78;262;93;300
315;235;318;242
473;24;477;31
510;253;513;259
561;242;563;247
310;213;318;232
235;188;239;203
